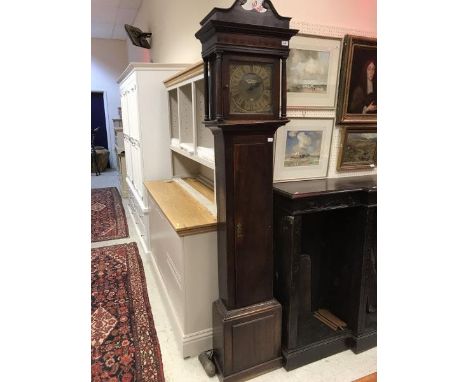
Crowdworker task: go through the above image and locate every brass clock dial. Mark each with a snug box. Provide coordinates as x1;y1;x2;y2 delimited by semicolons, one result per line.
229;63;273;114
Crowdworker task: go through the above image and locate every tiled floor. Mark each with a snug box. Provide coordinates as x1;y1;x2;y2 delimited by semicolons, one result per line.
91;170;377;382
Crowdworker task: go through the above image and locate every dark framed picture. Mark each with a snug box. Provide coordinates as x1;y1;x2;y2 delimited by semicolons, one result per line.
336;35;377;124
337;126;377;171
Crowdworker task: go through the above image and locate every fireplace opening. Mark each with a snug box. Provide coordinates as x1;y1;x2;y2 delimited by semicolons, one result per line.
296;207;367;346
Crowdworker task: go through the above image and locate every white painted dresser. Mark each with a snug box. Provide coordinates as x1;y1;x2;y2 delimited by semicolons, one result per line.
117;63;188;253
145;179;218;358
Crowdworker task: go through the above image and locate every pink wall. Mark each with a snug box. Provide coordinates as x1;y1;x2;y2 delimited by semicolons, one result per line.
274;0;376;33
130;0;376;64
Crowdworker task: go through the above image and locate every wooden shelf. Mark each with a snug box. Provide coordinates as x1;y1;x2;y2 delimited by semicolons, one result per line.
145;179;217;236
164;61;204;89
165;63;216;210
170;145;215;170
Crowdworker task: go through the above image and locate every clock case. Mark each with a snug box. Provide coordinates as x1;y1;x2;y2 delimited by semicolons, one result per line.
196;1;298;381
195;0;298;122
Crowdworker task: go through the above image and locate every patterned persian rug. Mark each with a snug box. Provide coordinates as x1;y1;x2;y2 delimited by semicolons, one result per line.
92;187;129;242
91;243;165;382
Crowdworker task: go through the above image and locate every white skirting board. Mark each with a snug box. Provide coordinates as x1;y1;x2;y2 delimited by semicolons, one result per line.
147;251;214;358
181;328;214;359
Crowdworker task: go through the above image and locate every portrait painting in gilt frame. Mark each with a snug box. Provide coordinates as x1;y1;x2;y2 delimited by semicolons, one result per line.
336;35;377;124
337;126;377;171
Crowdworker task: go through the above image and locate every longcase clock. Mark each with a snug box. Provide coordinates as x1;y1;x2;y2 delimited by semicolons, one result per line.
196;1;298;381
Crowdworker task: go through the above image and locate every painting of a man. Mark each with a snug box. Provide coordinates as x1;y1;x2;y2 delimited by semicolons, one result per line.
347;48;377;115
336;35;377;123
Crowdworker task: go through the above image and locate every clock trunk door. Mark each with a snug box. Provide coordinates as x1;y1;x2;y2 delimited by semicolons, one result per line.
233;135;274;307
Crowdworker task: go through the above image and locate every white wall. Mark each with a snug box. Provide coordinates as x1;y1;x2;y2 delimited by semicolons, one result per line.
91;38;129;168
131;0;376;64
127;0;154;63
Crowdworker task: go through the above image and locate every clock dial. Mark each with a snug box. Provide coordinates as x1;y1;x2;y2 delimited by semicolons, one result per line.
229;63;273;114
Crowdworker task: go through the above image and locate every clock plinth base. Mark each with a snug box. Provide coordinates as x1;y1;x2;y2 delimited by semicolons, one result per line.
212;299;283;381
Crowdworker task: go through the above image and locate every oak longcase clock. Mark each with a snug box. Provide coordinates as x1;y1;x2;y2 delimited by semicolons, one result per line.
196;1;297;381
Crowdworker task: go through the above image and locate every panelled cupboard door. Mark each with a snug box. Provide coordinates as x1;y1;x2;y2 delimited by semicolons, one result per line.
123;136;133;183
120;92;130;136
127;84;141;141
233;136;274;307
132;145;144;200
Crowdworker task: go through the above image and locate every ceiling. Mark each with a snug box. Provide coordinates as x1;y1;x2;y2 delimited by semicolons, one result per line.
91;0;143;40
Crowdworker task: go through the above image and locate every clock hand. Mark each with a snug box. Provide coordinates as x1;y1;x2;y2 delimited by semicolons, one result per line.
247;82;261;91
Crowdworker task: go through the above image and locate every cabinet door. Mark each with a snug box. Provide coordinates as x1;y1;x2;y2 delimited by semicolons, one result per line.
121;88;133;183
127;84;141;141
232;135;273;307
132;144;143;200
124;135;133;183
120;91;130;136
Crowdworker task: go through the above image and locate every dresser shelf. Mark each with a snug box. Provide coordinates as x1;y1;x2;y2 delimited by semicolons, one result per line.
164;62;216;205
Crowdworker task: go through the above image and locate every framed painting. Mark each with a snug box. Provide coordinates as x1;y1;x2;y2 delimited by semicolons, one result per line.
273;118;334;182
337;126;377;171
287;35;341;109
336;35;377;124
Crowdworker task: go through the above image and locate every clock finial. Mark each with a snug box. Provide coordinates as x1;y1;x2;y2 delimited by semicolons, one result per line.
241;0;268;13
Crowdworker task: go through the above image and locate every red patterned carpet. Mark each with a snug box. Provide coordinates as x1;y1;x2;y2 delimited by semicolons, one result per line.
91;243;165;382
92;187;129;242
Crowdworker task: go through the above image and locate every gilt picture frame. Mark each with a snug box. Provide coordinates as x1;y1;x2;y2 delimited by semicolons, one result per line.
286;35;341;109
336;35;377;124
273;118;334;182
337;126;377;171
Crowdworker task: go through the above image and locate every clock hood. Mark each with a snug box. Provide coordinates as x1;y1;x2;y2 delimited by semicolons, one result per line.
199;0;291;30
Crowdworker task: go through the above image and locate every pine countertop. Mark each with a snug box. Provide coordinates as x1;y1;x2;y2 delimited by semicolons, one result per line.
145;179;217;236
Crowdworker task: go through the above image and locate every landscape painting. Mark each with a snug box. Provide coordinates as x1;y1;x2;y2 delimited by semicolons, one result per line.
338;127;377;170
284;130;323;167
287;48;330;94
287;36;341;109
274;118;334;181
